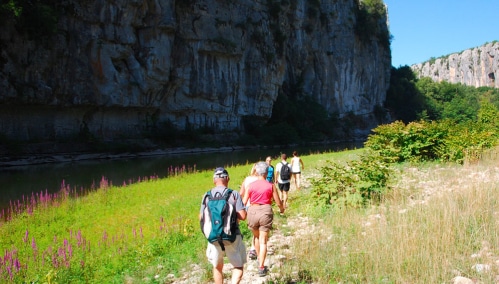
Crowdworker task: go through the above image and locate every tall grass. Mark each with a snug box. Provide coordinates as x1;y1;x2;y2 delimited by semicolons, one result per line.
281;153;499;283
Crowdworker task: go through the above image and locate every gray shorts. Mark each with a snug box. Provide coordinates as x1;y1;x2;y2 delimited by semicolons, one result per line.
206;235;247;268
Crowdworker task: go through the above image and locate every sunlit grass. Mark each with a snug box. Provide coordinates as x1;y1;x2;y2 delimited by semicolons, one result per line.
280;149;499;283
7;146;497;283
0;162;259;283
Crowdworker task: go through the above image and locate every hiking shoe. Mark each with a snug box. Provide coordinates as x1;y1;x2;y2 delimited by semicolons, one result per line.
258;266;268;277
248;249;257;260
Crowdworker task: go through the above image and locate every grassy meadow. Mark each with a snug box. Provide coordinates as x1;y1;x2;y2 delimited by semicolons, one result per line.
0;160;262;283
2;148;499;283
279;149;499;283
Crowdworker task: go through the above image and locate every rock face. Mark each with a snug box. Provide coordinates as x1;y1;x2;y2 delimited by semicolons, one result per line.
411;42;499;88
0;0;391;142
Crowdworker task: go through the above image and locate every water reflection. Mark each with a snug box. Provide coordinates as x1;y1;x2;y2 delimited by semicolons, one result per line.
0;142;363;210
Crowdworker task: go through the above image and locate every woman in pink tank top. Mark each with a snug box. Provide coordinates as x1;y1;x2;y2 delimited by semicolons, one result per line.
242;161;284;276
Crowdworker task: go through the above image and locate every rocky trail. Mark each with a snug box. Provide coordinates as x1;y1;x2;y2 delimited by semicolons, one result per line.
170;174;316;284
171;213;313;284
170;158;499;284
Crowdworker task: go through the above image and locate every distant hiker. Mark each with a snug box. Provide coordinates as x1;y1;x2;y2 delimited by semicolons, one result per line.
275;153;291;208
200;167;247;284
242;161;285;277
239;163;259;260
290;151;305;190
265;156;274;183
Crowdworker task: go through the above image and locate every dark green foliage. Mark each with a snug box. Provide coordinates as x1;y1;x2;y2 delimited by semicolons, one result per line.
388;66;499;124
354;0;390;48
265;92;339;144
3;0;59;40
385;66;428;122
311;150;391;208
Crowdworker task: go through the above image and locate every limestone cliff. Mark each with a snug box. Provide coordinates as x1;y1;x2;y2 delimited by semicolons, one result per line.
0;0;391;143
411;42;499;88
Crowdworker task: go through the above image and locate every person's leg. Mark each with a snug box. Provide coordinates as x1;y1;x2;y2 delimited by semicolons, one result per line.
213;261;224;284
257;230;269;269
231;267;243;284
225;235;247;283
248;235;257;259
296;173;301;190
252;228;260;259
292;173;297;189
281;184;289;208
207;243;224;283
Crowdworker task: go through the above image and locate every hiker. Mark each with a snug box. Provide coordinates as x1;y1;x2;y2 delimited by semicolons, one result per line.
242;161;285;277
265;156;274;183
200;167;247;284
275;153;291;208
239;163;259;260
290;151;305;190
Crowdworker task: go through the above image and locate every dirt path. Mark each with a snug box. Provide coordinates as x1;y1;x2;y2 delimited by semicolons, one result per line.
171;176;313;284
171;212;311;284
170;158;499;283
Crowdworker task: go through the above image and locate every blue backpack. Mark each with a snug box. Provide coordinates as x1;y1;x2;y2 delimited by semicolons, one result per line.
200;189;237;250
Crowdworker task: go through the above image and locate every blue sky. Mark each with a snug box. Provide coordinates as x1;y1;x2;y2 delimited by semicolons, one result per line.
383;0;499;67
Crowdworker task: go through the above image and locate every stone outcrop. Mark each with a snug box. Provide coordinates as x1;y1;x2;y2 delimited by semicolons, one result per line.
411;42;499;88
0;0;391;142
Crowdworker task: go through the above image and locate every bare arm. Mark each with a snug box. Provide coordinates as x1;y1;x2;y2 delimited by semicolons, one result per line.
242;185;249;206
237;208;247;221
300;158;304;169
239;180;246;203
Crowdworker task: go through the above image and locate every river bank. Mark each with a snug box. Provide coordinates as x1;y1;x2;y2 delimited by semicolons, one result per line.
0;140;363;167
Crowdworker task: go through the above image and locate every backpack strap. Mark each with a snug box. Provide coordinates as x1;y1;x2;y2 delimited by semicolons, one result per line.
223;189;233;201
219;188;232;250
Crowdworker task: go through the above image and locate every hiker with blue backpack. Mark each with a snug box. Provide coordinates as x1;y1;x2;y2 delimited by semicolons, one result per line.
199;167;247;284
265;156;274;183
275;153;292;208
242;161;285;277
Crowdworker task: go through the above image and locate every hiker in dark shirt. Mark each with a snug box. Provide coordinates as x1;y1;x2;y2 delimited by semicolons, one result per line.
275;153;291;208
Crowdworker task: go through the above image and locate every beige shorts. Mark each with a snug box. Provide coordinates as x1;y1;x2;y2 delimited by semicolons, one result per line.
206;235;247;268
247;204;273;232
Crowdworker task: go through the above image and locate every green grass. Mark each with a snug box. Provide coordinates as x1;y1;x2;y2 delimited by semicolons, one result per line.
9;147;497;283
0;162;261;283
0;148;357;283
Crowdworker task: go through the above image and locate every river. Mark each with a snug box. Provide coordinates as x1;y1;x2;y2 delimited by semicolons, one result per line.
0;142;363;210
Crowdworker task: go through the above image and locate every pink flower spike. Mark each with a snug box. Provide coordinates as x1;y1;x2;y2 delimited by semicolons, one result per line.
31;237;37;251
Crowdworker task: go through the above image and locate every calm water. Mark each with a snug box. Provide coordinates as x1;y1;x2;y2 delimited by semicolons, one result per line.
0;142;363;210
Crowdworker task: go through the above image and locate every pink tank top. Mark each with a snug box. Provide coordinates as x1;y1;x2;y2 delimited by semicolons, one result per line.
248;179;273;205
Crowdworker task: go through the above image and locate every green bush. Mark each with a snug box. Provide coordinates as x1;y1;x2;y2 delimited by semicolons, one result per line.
311;150;391;208
365;119;499;164
365;120;448;162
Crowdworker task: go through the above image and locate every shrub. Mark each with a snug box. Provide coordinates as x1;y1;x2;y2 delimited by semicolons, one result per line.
311;150;391;208
365;120;448;162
